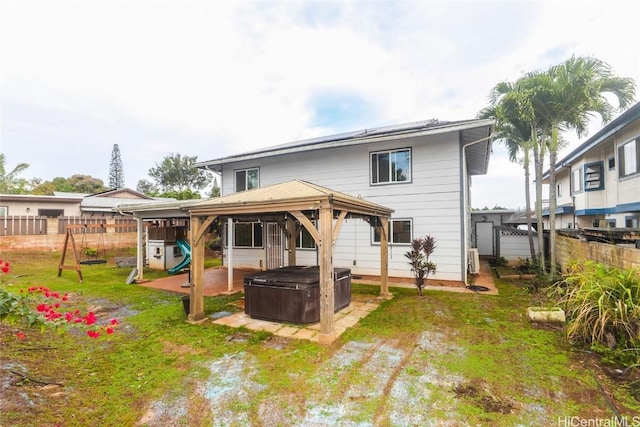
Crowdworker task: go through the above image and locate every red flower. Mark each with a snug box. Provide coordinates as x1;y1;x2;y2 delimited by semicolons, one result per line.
87;330;100;338
83;312;96;326
110;319;119;325
36;304;48;312
65;312;74;322
62;294;69;301
15;332;26;340
106;327;114;334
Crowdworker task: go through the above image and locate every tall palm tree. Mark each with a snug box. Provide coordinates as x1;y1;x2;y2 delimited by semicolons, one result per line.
484;75;551;270
479;92;537;262
0;154;30;194
534;56;636;274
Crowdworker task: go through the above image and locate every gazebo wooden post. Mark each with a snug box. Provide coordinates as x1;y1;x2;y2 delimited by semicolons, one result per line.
188;214;217;322
318;206;336;344
286;216;297;267
379;216;391;298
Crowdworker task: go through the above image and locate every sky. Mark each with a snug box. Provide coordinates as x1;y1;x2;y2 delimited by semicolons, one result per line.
1;0;639;209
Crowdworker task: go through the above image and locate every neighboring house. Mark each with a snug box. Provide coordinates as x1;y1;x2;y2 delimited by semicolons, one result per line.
0;188;172;219
197;118;494;283
542;102;640;230
0;193;86;217
81;188;160;214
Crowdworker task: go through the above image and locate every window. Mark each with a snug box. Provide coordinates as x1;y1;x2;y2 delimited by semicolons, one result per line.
296;225;316;249
606;219;616;228
234;222;263;247
235;168;259;192
372;219;412;245
0;206;7;216
571;168;582;193
625;215;639;228
619;138;639;178
38;209;64;218
608;157;615;170
556;183;562;198
371;148;411;184
584;161;604;191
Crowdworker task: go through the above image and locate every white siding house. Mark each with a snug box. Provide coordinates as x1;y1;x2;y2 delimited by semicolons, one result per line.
197;119;494;283
542;102;640;230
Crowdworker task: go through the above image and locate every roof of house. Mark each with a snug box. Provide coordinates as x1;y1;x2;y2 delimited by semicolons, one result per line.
196;118;495;175
86;188;152;199
80;188;170;212
542;101;640;180
0;193;84;203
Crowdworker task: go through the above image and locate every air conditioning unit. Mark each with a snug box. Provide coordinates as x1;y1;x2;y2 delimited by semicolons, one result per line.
468;248;480;274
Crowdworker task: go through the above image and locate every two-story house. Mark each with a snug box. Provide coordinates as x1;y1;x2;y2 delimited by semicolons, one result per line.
196;118;495;284
542;102;640;230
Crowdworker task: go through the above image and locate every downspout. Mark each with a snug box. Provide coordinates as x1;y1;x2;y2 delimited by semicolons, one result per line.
460;130;494;284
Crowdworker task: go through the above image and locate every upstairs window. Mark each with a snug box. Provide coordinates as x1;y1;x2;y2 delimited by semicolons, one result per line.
584;161;604;191
371;148;411;184
571;167;582;193
619;138;639;178
235;168;259;192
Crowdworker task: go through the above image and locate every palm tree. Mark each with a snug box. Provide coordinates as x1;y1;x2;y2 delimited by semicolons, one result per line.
0;154;30;194
479;93;537;262
482;76;551;269
534;56;636;275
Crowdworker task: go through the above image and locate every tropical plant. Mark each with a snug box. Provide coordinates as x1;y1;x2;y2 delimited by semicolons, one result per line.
479;95;537;264
548;260;640;365
0;153;30;194
405;235;437;296
483;57;636;276
533;56;636;275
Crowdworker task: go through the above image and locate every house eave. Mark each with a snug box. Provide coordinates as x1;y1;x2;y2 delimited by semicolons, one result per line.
542;102;640;179
197;119;495;171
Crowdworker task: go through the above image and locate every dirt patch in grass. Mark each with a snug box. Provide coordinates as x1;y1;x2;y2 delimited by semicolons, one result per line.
454;379;518;414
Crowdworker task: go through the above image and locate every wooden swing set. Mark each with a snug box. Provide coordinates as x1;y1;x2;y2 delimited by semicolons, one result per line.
58;223;116;282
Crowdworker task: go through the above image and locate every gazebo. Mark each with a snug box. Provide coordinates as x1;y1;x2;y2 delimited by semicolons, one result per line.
117;180;394;344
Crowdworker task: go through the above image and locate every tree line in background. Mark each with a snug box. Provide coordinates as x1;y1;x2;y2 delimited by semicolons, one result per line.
480;55;636;277
0;147;219;200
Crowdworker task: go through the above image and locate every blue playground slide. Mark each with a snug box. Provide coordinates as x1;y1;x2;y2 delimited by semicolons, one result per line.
168;240;191;274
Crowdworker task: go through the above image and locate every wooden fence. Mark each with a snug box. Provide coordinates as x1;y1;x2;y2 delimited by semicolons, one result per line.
0;216;139;251
1;216;48;236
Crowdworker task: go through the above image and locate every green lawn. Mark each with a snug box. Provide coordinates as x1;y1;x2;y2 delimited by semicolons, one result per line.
0;250;637;426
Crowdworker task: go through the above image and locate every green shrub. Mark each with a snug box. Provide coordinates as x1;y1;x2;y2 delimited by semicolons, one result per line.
404;235;437;296
548;260;640;365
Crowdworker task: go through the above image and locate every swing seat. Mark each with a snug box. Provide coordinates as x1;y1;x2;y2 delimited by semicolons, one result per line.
80;259;108;265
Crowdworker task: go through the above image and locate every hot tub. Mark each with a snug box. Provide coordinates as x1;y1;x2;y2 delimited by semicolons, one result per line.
243;266;351;324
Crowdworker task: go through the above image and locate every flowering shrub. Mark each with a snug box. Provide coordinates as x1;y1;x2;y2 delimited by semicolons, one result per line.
0;283;119;340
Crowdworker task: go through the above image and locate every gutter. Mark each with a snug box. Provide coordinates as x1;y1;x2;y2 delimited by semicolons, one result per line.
460;127;495;285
